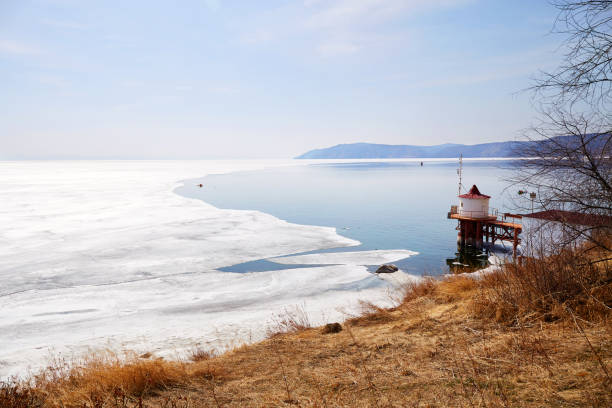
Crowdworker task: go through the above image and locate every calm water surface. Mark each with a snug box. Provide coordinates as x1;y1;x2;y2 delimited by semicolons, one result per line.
176;160;518;275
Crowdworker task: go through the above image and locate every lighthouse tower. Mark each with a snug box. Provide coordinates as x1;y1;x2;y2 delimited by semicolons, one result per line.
458;185;492;219
450;184;497;248
448;182;523;255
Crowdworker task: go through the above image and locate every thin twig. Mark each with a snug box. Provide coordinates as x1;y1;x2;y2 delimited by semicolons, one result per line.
566;305;610;380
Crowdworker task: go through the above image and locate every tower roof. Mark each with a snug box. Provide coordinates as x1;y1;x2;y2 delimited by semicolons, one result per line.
459;184;490;199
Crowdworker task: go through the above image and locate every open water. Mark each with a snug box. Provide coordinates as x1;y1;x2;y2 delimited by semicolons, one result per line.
177;159;518;275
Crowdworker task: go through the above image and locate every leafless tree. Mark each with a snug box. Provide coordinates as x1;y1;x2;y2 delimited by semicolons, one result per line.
512;1;612;252
512;110;611;250
533;0;612;108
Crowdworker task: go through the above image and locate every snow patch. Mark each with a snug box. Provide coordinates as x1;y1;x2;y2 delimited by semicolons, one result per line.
0;160;419;379
271;249;418;266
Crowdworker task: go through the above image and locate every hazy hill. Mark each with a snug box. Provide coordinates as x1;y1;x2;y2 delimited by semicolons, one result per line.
296;141;528;159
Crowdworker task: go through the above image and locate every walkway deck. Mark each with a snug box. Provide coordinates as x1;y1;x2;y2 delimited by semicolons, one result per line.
448;213;522;231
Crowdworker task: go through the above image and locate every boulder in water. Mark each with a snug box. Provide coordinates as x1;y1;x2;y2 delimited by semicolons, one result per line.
376;264;398;274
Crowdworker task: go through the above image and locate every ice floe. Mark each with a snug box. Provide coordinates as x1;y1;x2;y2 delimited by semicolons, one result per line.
0;160;419;378
272;249;418;266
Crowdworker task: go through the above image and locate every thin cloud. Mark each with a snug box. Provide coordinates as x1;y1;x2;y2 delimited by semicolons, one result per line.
112;103;140;112
0;40;42;56
209;84;240;95
35;74;68;87
304;0;473;29
316;41;360;56
385;48;559;88
203;0;220;11
42;18;89;30
240;28;274;45
175;84;194;92
237;0;473;58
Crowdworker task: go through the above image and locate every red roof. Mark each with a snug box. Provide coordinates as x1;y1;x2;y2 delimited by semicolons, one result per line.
523;210;612;227
459;184;490;199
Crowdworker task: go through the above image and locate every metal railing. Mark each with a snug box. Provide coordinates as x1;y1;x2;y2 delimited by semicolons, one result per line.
449;206;499;219
449;206;524;226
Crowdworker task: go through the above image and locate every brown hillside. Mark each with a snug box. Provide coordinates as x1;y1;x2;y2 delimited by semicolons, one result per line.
2;248;611;407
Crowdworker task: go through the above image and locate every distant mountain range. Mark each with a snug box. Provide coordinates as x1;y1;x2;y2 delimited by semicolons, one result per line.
296;141;529;159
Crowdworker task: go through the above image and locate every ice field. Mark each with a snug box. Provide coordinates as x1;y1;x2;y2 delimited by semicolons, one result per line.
0;160;419;378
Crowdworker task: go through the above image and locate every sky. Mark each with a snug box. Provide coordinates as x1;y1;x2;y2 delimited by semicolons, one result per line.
0;0;565;159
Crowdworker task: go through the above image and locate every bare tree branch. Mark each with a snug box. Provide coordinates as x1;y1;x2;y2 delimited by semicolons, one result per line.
532;1;612;108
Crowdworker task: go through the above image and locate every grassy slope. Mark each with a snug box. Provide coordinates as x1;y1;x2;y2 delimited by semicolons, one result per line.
146;277;610;407
3;251;611;407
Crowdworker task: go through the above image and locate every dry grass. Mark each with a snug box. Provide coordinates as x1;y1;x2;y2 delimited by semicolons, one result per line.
266;304;313;337
4;246;611;407
472;249;611;325
0;380;45;408
2;352;226;407
189;347;212;362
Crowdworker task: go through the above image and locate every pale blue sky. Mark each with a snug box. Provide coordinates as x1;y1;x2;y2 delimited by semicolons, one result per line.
1;0;562;159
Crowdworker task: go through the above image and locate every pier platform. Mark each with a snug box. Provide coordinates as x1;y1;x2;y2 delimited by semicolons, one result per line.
448;211;522;252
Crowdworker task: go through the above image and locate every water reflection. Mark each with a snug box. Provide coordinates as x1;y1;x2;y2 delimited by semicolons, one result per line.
446;246;490;273
176;160;516;275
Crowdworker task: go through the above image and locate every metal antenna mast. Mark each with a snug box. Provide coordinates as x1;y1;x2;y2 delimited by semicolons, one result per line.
457;154;463;196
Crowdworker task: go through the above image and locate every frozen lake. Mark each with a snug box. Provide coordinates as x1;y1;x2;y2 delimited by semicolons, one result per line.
177;160;516;275
0;159;514;378
0;160;417;378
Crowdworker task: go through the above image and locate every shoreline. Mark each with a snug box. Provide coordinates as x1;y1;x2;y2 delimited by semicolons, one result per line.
6;248;609;406
0;160;423;379
1;158;517;378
